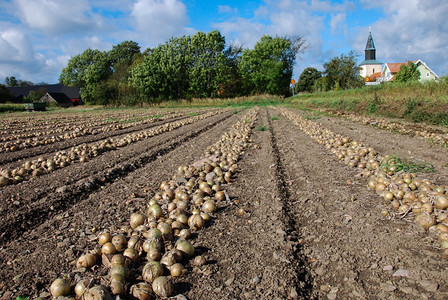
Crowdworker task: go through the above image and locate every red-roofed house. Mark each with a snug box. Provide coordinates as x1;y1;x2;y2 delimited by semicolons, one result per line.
381;60;439;82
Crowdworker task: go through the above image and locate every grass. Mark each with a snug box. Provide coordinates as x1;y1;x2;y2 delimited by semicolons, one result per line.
270;115;280;120
288;80;448;127
156;94;285;108
381;155;435;174
0;103;25;113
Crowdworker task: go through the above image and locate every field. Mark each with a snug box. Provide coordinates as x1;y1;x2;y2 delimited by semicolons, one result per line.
0;104;447;299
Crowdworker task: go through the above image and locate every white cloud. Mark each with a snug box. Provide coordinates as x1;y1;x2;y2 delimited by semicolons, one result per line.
330;12;347;35
15;0;104;35
130;0;189;44
356;0;448;76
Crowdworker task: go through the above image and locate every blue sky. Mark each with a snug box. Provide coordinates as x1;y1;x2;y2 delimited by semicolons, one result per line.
0;0;447;84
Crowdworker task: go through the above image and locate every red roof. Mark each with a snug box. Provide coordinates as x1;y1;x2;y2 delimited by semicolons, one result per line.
368;72;382;81
386;63;406;73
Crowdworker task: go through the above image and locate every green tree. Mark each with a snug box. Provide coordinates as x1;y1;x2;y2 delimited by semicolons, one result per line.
24;87;47;103
394;62;421;82
109;40;141;67
323;50;364;91
239;35;307;95
296;67;321;93
5;76;18;87
59;48;113;103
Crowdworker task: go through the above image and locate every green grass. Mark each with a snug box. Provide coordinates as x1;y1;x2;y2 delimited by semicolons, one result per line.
270;115;280;120
0;103;25;113
288;80;448;127
381;155;435;174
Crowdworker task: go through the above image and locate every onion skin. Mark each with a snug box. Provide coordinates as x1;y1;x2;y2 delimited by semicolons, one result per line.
152;276;173;298
50;278;71;297
142;261;164;283
130;282;154;300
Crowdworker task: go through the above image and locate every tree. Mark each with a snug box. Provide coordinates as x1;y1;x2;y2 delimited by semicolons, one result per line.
394;62;421;82
59;48;113;103
24;87;46;103
296;67;321;93
239;35;307;95
5;76;18;87
323;50;364;91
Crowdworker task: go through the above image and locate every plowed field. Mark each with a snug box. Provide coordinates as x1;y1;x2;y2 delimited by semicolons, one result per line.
0;106;447;300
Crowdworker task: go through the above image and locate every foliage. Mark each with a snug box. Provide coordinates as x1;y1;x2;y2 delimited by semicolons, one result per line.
321;51;364;91
24;87;47;103
0;84;14;103
394;62;421;82
296;67;321;93
239;35;307;96
381;155;435;173
5;76;34;87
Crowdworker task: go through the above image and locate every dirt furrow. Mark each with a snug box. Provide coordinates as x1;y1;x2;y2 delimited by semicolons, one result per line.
180;108;309;299
270;107;448;299
0;111;233;246
0;110;245;298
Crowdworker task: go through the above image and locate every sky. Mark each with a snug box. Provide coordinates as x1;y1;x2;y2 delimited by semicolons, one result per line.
0;0;447;84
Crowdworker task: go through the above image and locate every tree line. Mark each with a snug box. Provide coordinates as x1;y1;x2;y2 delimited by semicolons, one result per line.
58;31;306;105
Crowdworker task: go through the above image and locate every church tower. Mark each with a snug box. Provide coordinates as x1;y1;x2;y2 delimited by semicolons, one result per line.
359;27;382;79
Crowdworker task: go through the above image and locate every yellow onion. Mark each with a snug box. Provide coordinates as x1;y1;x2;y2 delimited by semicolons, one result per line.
123;248;139;263
110;280;125;295
111;254;128;266
75;278;91;297
175;239;194;258
112;234;128;251
152;276;173;298
98;232;112;245
101;242;116;255
188;213;205;230
144;228;162;241
130;213;146;229
50;278;71;298
82;285;110;300
170;263;185;277
202;200;217;213
434;195;448;210
130;282;154;300
76;253;97;269
148;204;163;219
142;261;164;283
415;213;436;231
110;265;130;280
193;255;207;266
179;229;191;240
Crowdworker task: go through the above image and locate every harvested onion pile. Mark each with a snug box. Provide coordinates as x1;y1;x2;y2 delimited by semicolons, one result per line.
278;107;448;254
48;107;259;299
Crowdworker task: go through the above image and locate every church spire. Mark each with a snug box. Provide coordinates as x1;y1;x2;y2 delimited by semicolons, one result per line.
365;26;376;60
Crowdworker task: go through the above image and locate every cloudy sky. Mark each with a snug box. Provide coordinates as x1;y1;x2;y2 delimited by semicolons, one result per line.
0;0;447;84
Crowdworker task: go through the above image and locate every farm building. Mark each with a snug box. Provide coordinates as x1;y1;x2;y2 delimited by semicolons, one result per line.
39;92;74;108
381;60;440;82
8;84;82;105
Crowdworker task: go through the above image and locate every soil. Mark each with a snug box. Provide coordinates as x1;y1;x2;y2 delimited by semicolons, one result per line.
0;106;447;299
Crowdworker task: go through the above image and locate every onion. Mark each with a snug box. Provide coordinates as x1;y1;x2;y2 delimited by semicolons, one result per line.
415;213;436;231
110;280;125;295
98;232;112;245
130;282;154;300
148;204;163;219
144;228;162;241
130;213;146;229
75;278;91;297
202;200;217;213
179;229;191;240
123;248;139;263
434;195;448;210
142;261;164;283
152;276;173;298
170;263;185;277
157;222;172;235
175;239;194;258
82;285;111;300
101;242;116;255
50;278;71;297
193;255;206;266
110;265;130;280
188;213;205;230
160;252;176;268
111;254;127;266
112;234;128;251
76;253;97;269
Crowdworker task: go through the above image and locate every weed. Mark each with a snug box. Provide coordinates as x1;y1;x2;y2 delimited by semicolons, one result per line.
189;112;198;116
16;296;30;300
270;116;280;120
256;125;269;131
381;155;435;174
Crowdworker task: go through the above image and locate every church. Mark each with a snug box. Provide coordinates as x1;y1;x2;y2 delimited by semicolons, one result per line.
358;28;439;84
